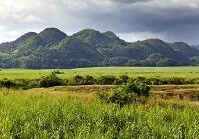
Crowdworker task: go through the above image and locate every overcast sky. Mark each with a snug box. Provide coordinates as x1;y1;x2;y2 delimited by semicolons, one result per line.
0;0;199;44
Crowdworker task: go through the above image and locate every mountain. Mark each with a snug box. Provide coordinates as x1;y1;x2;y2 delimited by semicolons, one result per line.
38;27;67;45
0;28;199;68
72;29;126;48
38;37;103;68
0;32;37;53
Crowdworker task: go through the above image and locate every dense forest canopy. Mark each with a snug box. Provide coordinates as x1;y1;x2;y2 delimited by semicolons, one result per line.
0;27;199;68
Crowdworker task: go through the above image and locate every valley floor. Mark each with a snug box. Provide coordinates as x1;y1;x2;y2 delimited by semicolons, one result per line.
1;67;199;138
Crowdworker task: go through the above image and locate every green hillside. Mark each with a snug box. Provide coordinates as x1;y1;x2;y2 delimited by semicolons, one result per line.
0;28;199;68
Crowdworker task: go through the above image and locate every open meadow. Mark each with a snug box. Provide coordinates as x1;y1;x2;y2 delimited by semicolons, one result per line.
1;66;199;79
1;67;199;138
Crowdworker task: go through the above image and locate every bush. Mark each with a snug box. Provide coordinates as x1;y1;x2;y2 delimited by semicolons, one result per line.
147;78;163;85
84;75;96;85
13;79;31;90
136;77;147;82
69;75;96;85
0;78;16;89
27;79;40;89
192;78;199;84
164;77;186;85
39;73;63;88
52;70;64;74
98;81;151;107
115;75;129;85
97;75;116;85
70;75;85;85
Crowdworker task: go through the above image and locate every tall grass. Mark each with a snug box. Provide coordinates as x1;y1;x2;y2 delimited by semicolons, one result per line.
0;93;199;138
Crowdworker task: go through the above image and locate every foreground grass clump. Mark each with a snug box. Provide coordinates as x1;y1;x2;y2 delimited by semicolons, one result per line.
0;93;199;138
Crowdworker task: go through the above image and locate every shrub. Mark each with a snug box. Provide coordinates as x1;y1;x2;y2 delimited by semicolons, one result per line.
25;79;40;89
97;75;116;85
164;77;186;85
84;75;96;85
39;73;63;88
115;75;129;85
13;79;31;89
52;70;64;74
98;81;151;107
190;78;199;84
0;78;16;89
136;77;147;82
70;75;85;85
147;78;163;85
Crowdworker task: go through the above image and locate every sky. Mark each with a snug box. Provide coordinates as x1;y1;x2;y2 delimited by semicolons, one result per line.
0;0;199;44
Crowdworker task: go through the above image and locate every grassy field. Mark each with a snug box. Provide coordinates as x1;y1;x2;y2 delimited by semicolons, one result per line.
1;89;199;138
1;66;199;80
1;67;199;138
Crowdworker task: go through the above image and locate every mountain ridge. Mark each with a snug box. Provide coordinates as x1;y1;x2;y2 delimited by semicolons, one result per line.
0;28;199;68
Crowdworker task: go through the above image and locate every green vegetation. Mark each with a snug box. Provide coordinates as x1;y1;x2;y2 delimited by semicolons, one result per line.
39;73;63;88
0;67;199;138
0;92;199;138
1;67;199;80
98;81;150;107
0;28;199;68
1;67;199;89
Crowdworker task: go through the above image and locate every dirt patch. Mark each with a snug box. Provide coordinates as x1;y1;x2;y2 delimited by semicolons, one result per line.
52;85;118;93
152;85;199;91
28;84;199;101
152;85;199;101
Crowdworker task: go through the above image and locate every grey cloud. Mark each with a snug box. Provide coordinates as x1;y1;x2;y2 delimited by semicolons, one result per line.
67;1;199;43
0;0;199;44
110;0;151;4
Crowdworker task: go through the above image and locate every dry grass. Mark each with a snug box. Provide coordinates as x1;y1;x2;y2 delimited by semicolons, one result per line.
1;84;199;107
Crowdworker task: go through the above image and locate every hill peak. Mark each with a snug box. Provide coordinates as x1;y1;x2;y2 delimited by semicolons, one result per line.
15;32;37;42
74;29;101;37
103;31;118;39
39;27;66;36
38;27;67;44
80;28;100;33
40;27;64;33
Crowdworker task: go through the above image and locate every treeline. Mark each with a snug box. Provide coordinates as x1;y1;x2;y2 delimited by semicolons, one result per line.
1;72;199;90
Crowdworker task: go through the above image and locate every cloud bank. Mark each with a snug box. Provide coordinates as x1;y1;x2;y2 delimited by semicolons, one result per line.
0;0;199;44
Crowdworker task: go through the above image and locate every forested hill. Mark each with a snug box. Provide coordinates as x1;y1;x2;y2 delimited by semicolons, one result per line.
0;27;199;68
